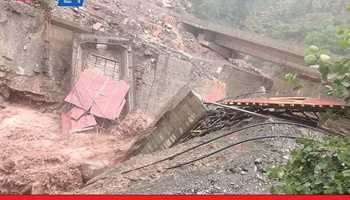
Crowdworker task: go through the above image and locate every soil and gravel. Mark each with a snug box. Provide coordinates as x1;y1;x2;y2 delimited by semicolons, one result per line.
79;119;325;194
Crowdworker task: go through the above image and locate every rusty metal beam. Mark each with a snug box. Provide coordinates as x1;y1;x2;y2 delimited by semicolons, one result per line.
223;97;346;110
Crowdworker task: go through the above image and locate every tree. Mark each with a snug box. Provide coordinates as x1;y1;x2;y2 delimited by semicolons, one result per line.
305;28;350;103
266;5;350;195
190;0;350;49
191;0;254;26
267;137;350;194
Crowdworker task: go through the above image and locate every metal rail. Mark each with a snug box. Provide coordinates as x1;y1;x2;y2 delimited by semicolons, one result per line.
167;135;302;169
121;122;337;174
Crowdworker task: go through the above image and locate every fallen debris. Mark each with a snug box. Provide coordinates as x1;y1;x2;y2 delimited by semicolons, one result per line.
112;111;153;138
61;111;97;134
127;87;206;156
63;69;130;134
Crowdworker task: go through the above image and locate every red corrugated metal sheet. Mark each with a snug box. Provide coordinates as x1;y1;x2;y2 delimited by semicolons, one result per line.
65;69;129;120
90;79;129;120
61;113;71;135
61;110;97;134
70;107;86;120
65;70;108;111
70;114;97;133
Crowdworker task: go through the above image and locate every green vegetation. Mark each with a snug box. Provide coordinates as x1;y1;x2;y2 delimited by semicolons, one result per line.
190;1;350;194
190;0;350;55
304;4;350;103
191;0;350;103
269;5;350;194
283;72;302;91
305;46;350;101
266;137;350;194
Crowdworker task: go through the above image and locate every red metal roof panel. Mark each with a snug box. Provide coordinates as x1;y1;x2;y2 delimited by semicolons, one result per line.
70;114;97;134
65;70;106;111
61;112;71;135
61;110;97;134
65;69;130;120
90;79;129;120
70;107;86;120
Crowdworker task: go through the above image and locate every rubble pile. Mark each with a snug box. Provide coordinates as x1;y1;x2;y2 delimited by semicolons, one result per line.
112;112;153;138
50;0;215;58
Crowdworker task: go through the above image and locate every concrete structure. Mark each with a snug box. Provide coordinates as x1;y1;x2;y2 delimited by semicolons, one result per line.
71;34;134;112
127;87;206;156
136;54;194;117
181;18;321;81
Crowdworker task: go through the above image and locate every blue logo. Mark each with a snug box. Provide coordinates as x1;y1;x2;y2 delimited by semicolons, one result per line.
58;0;84;7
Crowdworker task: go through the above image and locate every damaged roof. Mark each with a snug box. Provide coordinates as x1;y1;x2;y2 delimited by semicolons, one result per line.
65;69;129;120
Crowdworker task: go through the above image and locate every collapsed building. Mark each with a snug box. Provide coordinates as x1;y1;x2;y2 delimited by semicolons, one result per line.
0;0;345;195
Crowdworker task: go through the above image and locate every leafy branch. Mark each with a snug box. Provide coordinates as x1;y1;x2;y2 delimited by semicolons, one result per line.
305;34;350;103
267;5;350;195
266;137;350;194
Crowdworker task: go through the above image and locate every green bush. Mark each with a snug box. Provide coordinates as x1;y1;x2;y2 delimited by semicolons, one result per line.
266;137;350;194
268;5;350;195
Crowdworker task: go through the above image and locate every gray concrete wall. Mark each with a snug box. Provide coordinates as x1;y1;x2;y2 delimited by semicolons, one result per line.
127;87;206;156
135;54;193;118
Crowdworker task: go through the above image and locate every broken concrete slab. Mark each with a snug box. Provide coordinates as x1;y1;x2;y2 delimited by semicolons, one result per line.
137;54;193;118
79;161;108;184
219;65;273;99
127;87;206;156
